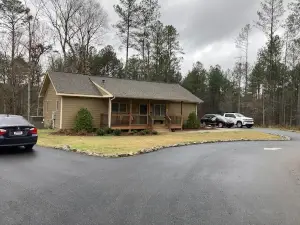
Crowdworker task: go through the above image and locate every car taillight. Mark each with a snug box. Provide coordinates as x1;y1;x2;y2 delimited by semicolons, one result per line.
0;129;7;136
29;127;38;135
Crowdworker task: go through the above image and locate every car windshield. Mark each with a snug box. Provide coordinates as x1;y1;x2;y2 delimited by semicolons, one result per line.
235;113;244;117
0;116;32;127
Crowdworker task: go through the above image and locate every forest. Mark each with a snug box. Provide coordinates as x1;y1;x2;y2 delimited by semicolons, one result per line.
0;0;299;126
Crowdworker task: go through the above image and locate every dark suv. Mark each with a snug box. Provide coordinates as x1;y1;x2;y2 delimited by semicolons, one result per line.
201;114;234;128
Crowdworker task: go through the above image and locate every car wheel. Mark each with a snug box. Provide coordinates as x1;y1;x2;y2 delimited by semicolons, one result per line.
24;145;34;151
218;122;224;128
246;125;253;129
237;121;243;128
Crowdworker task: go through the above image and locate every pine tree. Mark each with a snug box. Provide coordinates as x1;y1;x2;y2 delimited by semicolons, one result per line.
114;0;140;71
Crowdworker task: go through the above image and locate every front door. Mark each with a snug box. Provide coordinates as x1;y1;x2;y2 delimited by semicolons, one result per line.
153;104;166;124
139;104;148;115
139;104;148;125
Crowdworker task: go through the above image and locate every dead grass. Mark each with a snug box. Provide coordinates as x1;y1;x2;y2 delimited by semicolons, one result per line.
37;129;282;156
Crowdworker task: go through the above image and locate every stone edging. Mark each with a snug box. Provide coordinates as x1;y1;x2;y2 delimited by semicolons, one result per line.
52;134;291;158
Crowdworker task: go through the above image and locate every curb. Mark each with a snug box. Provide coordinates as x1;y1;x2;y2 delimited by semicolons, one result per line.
51;134;291;158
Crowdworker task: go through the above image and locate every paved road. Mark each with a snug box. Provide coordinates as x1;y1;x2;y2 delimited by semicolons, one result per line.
1;129;300;225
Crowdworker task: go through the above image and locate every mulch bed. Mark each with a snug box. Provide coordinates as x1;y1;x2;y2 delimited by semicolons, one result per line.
180;127;217;132
51;130;96;136
50;129;158;137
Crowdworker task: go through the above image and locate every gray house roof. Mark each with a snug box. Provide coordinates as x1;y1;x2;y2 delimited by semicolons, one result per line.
47;72;203;103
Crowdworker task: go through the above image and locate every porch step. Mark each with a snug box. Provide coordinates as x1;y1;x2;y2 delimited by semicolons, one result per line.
153;125;170;133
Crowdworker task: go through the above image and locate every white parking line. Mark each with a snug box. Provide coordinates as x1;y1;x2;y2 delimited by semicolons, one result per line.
264;148;282;151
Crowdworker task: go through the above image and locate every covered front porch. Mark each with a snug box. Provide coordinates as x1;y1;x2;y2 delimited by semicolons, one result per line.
100;98;184;131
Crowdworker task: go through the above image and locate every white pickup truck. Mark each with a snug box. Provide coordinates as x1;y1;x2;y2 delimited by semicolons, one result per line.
223;113;254;128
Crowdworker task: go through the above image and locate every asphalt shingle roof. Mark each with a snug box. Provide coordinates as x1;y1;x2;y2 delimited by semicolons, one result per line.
49;72;203;103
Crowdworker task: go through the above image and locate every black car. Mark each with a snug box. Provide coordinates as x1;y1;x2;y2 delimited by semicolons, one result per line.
0;115;38;150
201;114;234;128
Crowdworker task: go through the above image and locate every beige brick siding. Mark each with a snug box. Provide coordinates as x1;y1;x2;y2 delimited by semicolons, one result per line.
61;97;108;129
43;82;61;129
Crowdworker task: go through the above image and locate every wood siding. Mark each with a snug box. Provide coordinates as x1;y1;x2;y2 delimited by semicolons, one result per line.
182;103;197;120
169;102;197;121
43;82;61;129
61;97;108;129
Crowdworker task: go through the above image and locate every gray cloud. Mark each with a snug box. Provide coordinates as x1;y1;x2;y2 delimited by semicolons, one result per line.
101;0;291;75
161;0;260;50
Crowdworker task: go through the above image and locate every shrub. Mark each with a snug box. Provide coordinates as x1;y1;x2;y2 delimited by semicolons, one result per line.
113;129;122;136
140;130;147;135
104;127;113;135
139;129;151;135
152;130;158;135
144;129;151;135
74;108;93;133
186;112;200;129
132;130;138;134
96;128;105;136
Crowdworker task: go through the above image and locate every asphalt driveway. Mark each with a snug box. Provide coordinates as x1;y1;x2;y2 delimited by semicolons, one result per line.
1;129;300;225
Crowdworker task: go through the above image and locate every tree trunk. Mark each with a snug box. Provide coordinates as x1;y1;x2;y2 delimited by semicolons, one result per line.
28;20;32;120
11;25;16;114
262;88;265;126
297;85;300;126
125;13;130;71
245;30;249;93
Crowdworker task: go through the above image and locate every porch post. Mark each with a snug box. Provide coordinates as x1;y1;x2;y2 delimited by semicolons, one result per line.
148;100;151;129
181;101;183;130
129;100;132;132
108;98;112;128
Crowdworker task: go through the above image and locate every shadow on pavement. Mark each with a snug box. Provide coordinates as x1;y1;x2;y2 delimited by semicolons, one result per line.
0;146;37;158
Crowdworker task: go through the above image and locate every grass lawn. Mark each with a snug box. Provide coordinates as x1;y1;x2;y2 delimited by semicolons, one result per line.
37;130;283;157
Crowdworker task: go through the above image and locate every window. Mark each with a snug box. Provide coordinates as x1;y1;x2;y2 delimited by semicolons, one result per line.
112;103;127;113
139;104;148;115
119;103;127;113
225;114;236;118
154;104;166;116
56;100;59;111
203;114;214;119
112;103;119;113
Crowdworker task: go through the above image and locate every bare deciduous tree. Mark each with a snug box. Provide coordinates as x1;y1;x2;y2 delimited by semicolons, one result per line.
235;24;251;92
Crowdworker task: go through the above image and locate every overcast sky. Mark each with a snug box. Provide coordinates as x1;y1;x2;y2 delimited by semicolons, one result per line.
101;0;292;75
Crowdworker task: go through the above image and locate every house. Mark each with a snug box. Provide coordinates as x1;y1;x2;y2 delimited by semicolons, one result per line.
39;72;203;131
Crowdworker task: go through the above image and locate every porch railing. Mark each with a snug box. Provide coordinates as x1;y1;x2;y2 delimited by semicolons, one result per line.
148;114;154;130
169;116;182;125
131;115;148;125
111;114;130;126
165;114;172;131
100;113;183;129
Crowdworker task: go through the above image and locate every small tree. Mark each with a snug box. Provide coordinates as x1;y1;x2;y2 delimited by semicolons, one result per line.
186;112;200;129
74;108;93;132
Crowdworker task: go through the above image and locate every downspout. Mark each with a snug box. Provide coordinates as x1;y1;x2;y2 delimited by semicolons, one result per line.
108;96;116;128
